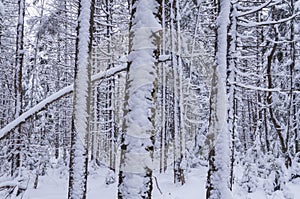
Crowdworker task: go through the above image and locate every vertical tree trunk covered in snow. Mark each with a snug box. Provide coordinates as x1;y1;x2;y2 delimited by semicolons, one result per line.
227;2;238;190
117;0;161;198
68;0;94;198
206;0;232;198
11;0;25;177
291;0;300;154
264;7;291;168
171;0;185;185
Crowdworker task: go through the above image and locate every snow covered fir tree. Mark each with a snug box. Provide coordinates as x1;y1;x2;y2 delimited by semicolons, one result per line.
0;0;300;198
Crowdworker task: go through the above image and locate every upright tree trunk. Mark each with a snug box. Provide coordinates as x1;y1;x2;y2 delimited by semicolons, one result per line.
159;0;166;173
206;0;232;198
265;29;291;168
227;3;237;190
11;0;25;177
288;0;299;155
105;0;116;171
68;0;95;198
168;0;185;185
117;0;161;198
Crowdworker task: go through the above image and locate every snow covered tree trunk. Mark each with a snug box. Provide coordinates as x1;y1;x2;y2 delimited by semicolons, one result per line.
292;0;300;154
227;2;237;190
264;7;292;168
206;0;232;198
117;0;161;198
170;0;185;185
159;0;168;173
104;0;116;171
288;0;299;156
67;0;95;198
11;0;25;177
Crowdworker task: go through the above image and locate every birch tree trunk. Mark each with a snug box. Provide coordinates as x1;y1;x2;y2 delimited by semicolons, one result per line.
117;0;161;198
68;0;94;198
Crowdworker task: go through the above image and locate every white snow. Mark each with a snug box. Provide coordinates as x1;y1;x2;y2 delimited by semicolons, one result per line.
6;165;300;199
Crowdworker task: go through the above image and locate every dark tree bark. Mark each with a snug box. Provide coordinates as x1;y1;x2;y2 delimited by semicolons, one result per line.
11;0;26;177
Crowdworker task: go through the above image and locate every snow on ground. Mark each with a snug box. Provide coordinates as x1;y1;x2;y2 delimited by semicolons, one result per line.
19;166;207;199
4;165;299;199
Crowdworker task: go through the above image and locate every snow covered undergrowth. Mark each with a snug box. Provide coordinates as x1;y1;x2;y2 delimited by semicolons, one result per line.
2;163;299;199
232;164;300;199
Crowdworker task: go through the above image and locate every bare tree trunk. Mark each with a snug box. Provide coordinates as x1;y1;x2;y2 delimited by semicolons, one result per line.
227;3;238;190
11;0;25;177
265;29;291;168
288;0;299;156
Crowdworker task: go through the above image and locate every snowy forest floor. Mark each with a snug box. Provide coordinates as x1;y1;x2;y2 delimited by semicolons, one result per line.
1;163;298;199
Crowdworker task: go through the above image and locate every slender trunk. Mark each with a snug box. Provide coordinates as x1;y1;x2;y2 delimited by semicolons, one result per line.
11;0;25;177
265;29;291;167
288;0;298;156
227;3;237;190
206;0;232;198
171;0;185;185
68;0;95;198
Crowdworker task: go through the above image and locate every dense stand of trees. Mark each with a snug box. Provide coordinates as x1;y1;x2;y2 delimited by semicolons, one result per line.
0;0;299;198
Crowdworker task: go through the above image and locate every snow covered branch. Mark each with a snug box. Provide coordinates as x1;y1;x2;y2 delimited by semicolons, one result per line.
0;65;126;140
238;13;300;27
236;0;273;17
